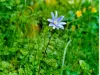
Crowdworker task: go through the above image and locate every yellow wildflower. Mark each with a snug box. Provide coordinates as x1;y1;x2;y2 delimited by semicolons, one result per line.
45;0;50;4
76;10;82;18
83;7;86;13
91;7;97;13
45;0;56;5
71;25;76;31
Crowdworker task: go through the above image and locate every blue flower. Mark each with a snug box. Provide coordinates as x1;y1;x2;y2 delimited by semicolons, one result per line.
47;11;66;29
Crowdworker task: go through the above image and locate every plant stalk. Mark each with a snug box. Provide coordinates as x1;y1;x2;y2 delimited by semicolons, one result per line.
61;40;71;75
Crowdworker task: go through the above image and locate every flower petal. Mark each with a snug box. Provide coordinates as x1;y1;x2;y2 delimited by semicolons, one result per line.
49;23;55;26
57;27;59;30
58;25;64;29
55;11;58;18
51;12;55;20
47;19;53;23
53;26;56;29
59;22;66;25
57;16;64;22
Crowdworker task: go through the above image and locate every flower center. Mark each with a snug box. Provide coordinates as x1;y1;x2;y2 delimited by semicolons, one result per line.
54;21;57;25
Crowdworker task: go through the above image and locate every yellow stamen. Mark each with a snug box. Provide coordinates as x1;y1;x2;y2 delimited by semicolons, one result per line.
91;7;97;13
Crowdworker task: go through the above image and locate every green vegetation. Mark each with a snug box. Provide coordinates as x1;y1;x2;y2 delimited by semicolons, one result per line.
0;0;98;75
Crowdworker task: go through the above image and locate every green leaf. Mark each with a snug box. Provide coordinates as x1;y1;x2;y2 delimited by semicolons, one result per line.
79;60;89;71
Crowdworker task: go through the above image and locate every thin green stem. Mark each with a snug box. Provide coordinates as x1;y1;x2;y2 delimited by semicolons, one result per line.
25;0;26;6
38;29;53;75
61;40;71;75
44;30;53;56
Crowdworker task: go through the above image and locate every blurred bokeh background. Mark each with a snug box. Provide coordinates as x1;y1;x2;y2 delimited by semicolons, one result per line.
0;0;98;75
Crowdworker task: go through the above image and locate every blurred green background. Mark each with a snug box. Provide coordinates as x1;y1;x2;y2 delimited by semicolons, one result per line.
0;0;98;75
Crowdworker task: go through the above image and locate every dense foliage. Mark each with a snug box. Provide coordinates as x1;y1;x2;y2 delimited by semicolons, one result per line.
0;0;98;75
